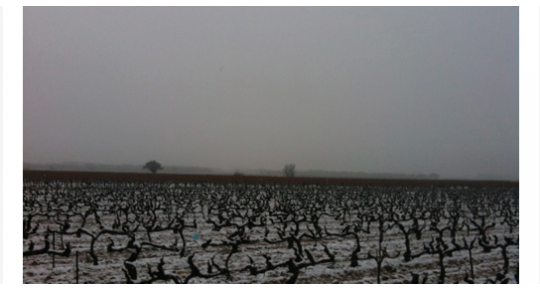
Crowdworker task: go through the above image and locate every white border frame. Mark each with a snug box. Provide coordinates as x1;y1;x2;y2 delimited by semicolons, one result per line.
3;2;539;287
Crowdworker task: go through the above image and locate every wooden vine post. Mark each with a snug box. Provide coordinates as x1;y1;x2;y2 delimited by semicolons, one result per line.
52;232;56;268
76;251;79;284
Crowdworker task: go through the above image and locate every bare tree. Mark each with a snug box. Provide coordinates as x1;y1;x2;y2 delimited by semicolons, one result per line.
283;163;295;177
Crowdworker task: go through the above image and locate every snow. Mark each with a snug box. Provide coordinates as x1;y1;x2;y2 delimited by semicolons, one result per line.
23;181;519;284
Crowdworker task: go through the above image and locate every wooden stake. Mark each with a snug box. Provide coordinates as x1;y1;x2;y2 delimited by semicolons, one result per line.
52;232;56;268
76;251;79;284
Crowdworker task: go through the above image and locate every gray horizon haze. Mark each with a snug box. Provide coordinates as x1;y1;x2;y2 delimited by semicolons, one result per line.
24;7;519;180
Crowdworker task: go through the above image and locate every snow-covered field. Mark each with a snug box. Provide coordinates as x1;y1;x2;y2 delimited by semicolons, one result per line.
23;180;518;284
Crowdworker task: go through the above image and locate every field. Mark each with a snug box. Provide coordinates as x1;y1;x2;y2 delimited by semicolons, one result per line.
23;171;519;284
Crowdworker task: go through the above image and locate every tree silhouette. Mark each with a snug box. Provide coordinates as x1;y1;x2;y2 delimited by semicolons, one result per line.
143;160;163;174
283;163;295;177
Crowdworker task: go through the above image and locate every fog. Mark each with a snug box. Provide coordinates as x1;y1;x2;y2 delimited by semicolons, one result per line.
23;7;518;180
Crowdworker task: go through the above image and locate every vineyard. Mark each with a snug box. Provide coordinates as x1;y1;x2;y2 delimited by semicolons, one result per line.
23;171;519;284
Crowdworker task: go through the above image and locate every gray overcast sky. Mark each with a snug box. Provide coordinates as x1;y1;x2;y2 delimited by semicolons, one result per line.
23;6;518;179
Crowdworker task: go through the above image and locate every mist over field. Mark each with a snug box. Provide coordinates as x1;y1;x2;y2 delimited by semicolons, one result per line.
23;7;518;180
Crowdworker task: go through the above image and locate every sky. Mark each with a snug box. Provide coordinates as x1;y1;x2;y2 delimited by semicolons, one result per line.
23;6;519;180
